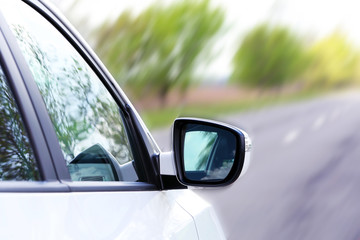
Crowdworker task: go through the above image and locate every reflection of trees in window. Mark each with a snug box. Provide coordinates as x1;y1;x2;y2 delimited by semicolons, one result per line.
12;25;132;165
0;68;40;180
185;131;217;171
195;132;217;170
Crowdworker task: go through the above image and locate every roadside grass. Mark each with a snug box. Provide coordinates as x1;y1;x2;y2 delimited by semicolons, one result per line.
139;88;330;130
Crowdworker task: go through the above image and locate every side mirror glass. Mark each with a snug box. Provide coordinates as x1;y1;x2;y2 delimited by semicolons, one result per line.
183;124;236;182
173;118;251;187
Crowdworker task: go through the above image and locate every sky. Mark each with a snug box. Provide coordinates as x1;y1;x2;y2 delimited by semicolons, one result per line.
52;0;360;81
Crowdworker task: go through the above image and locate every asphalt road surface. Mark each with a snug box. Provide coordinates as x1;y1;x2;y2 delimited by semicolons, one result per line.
152;91;360;240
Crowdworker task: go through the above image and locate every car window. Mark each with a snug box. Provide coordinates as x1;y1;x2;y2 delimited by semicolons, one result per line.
0;64;40;181
2;1;141;182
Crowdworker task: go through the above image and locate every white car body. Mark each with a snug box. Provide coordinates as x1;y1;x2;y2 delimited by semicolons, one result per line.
0;190;226;239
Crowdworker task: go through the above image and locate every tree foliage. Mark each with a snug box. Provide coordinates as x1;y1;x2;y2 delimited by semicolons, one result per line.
93;0;224;101
231;23;306;87
304;32;360;88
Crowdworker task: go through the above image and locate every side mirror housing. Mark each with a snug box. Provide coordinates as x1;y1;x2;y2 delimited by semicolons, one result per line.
173;118;251;187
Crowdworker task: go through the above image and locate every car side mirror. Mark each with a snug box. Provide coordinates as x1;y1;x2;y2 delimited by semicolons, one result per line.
173;118;251;187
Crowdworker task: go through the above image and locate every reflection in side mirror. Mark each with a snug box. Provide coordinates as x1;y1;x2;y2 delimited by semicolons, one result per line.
184;125;236;182
173;118;251;187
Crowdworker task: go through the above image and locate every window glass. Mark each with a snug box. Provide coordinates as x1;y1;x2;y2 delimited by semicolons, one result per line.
0;65;40;181
3;2;140;182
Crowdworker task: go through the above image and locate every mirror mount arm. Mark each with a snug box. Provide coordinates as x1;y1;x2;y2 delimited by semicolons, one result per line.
159;151;176;176
159;151;187;190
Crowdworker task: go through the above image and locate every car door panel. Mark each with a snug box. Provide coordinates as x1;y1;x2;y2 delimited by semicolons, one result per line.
0;193;89;239
72;191;198;240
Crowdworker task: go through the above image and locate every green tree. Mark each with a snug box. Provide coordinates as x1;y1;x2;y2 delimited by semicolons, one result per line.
93;0;224;102
304;32;360;88
231;23;306;88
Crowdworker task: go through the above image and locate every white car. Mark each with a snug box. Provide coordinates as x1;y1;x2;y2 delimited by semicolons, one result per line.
0;0;251;239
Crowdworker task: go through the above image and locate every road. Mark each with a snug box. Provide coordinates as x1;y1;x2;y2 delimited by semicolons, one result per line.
152;91;360;240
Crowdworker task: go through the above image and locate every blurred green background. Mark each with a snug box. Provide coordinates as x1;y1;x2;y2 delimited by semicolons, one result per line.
53;0;360;129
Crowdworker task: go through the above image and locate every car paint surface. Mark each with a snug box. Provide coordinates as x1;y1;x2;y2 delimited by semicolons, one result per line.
0;191;198;239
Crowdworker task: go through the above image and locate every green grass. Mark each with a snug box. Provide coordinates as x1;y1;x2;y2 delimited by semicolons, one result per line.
139;89;329;129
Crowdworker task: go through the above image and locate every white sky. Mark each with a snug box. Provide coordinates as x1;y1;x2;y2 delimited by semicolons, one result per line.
52;0;360;81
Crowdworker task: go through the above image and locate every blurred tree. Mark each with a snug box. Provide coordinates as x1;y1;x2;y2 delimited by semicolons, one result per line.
231;23;306;88
304;32;360;88
93;0;224;103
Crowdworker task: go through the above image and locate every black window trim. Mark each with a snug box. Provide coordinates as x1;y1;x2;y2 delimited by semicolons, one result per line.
0;0;162;191
0;181;70;193
63;181;157;192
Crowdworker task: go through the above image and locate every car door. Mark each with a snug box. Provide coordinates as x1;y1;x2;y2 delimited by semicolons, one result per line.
0;1;208;239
